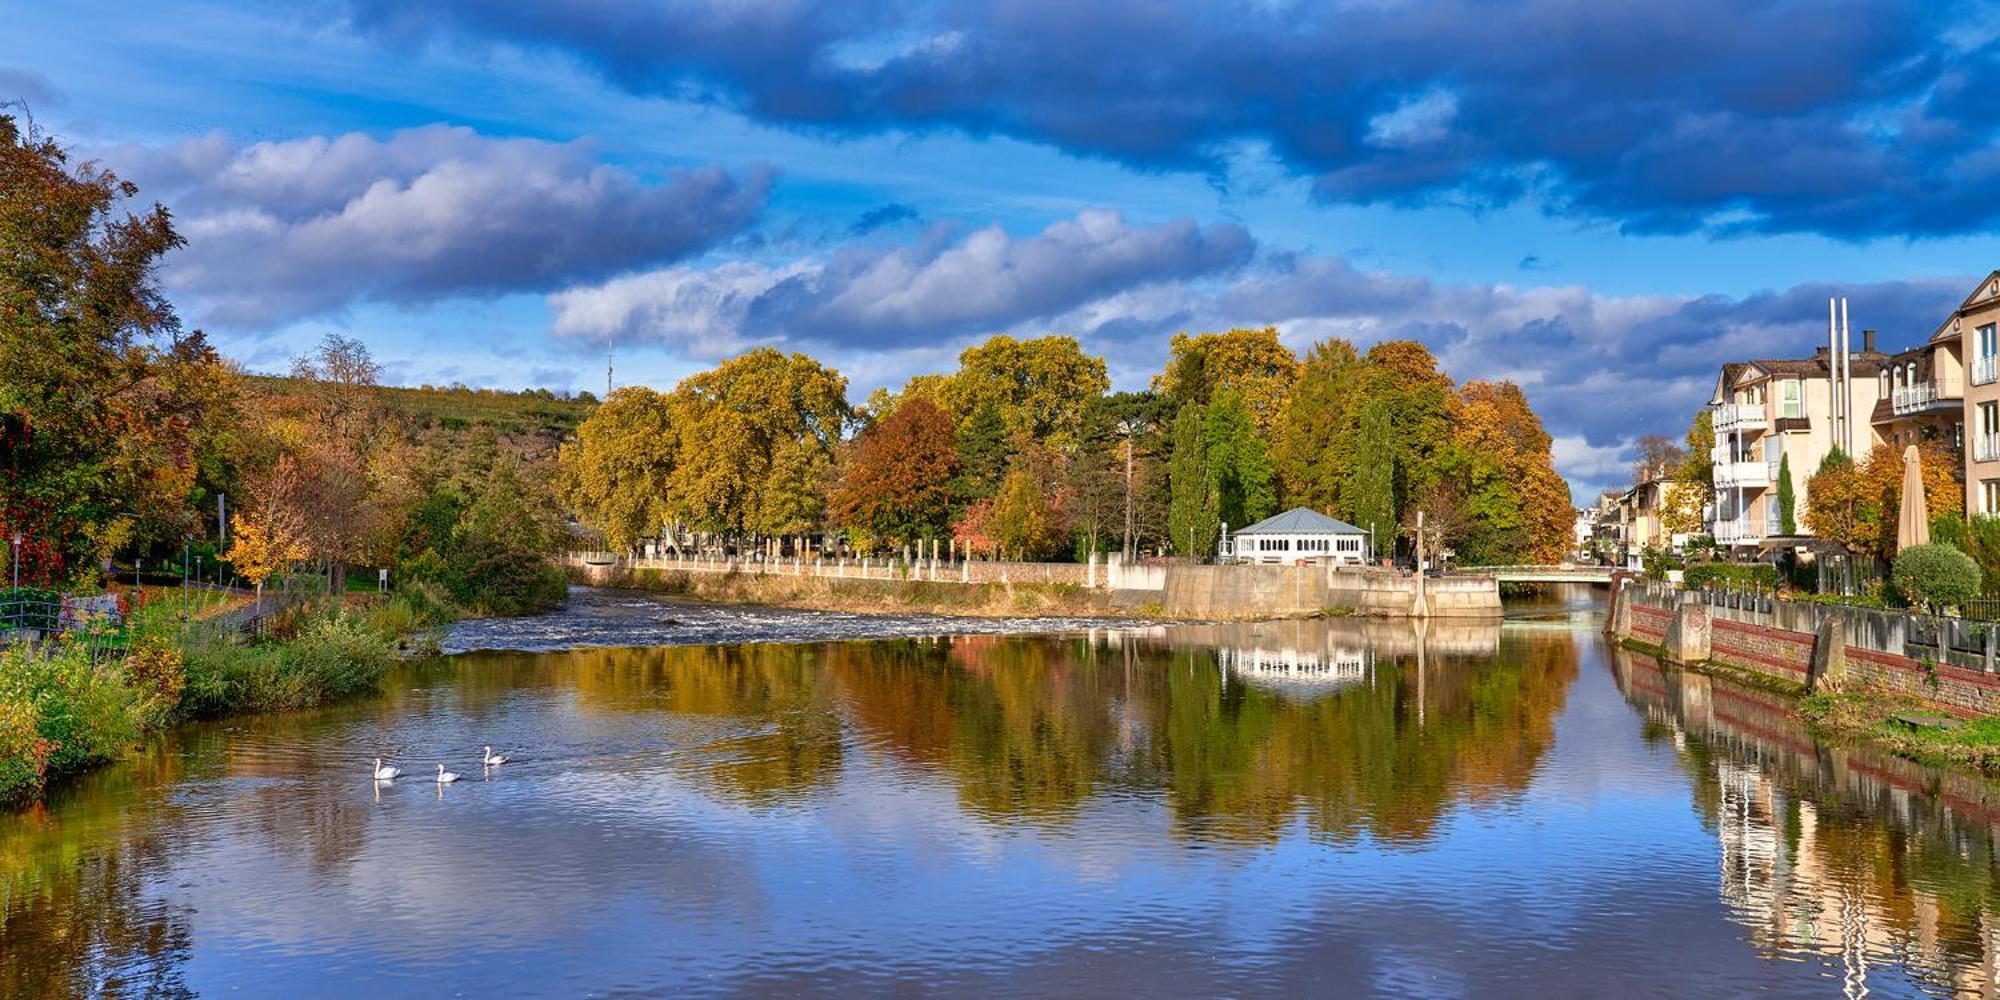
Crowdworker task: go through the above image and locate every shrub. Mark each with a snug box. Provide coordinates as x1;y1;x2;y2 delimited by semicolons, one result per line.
283;613;395;704
1893;543;1982;612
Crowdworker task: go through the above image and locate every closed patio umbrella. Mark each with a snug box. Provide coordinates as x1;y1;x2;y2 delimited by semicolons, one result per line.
1896;445;1929;551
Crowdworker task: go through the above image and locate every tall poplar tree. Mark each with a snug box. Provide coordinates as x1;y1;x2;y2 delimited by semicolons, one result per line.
1776;453;1796;535
1347;401;1397;558
1167;404;1218;558
1203;389;1276;533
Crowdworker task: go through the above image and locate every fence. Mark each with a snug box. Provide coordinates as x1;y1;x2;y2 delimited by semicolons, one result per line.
1;591;135;666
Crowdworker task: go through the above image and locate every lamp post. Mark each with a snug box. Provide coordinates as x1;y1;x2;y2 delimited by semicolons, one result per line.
9;532;19;590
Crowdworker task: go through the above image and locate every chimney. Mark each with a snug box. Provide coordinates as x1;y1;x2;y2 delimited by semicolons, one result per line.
1863;328;1876;353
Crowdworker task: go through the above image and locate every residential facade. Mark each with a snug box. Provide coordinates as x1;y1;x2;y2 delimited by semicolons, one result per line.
1708;339;1888;549
1952;272;2000;516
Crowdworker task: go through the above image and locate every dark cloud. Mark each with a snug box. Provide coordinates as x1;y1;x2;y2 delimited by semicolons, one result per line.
337;0;1998;238
0;66;64;109
849;202;921;235
118;125;773;327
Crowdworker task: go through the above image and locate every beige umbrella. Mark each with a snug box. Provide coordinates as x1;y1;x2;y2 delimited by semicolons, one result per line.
1897;444;1929;551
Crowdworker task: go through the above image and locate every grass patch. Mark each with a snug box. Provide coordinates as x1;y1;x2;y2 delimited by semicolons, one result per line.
1801;690;2000;772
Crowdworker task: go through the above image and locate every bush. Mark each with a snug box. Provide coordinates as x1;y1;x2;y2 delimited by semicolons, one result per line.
1893;543;1982;611
0;647;142;803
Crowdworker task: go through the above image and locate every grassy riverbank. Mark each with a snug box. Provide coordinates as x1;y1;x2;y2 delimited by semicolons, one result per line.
1801;690;2000;773
578;565;1165;619
0;591;451;806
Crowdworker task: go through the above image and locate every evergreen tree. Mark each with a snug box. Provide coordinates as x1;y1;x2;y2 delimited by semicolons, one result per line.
1347;401;1397;558
1202;389;1276;532
1167;404;1219;558
1776;452;1796;535
953;401;1010;502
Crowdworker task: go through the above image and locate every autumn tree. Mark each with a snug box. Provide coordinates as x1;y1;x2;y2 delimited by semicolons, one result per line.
1661;410;1714;536
0;114;231;584
224;456;309;606
1355;340;1456;518
986;467;1066;560
829;398;961;549
563;387;677;551
666;348;849;542
1806;443;1961;558
1439;381;1573;564
1155;327;1300;437
936;335;1109;451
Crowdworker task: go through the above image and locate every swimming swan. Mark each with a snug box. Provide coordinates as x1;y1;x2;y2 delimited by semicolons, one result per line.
482;746;510;766
373;758;401;781
435;763;461;784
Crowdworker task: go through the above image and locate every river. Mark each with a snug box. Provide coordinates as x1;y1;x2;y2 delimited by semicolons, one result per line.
6;588;2000;997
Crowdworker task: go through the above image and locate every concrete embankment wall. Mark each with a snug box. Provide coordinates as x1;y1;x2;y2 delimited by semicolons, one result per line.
1610;575;2000;715
567;554;1499;620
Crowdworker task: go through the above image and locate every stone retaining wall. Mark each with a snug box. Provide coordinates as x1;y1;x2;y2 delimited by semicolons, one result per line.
1608;573;2000;716
569;554;1500;619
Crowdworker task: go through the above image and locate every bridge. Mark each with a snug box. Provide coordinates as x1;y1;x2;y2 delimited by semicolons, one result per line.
1446;564;1618;585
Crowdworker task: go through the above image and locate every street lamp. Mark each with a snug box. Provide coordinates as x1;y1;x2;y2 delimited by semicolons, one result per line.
9;532;19;590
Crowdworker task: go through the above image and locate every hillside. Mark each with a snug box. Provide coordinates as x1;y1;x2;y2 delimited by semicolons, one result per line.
243;375;596;448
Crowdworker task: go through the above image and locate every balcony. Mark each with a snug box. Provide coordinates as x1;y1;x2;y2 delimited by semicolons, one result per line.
1713;518;1764;546
1713;460;1771;489
1712;403;1767;433
1978;433;2000;464
1976;356;1999;387
1891;378;1963;415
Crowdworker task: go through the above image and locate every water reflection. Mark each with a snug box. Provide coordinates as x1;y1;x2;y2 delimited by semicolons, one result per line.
10;613;2000;995
1612;648;2000;998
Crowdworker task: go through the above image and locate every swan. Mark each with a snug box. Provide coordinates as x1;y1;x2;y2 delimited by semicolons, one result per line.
372;758;401;781
482;746;510;766
435;763;461;784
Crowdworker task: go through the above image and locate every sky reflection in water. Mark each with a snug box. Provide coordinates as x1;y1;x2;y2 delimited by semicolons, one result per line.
5;595;2000;997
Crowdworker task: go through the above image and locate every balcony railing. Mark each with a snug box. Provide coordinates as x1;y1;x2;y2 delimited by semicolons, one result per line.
1976;356;1999;387
1713;460;1771;489
1712;518;1764;546
1891;378;1964;415
1712;403;1767;433
1978;433;2000;464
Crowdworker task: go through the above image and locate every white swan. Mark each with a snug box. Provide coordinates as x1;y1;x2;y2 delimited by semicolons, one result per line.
482;746;510;766
435;763;461;784
372;758;401;781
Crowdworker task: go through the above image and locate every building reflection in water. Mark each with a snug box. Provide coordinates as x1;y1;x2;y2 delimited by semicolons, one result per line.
1611;647;2000;999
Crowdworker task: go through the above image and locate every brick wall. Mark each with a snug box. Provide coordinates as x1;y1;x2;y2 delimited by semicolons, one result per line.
1615;576;2000;717
1708;617;1814;682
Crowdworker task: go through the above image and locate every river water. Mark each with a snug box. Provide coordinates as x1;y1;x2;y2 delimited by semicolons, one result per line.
7;589;2000;997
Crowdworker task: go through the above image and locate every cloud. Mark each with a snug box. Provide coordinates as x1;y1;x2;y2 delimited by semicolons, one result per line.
0;66;64;108
849;202;920;235
548;209;1254;357
336;0;2000;239
117;125;773;327
544;206;1967;500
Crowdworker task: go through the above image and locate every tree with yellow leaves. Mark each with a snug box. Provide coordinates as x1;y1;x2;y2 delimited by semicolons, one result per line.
226;457;309;607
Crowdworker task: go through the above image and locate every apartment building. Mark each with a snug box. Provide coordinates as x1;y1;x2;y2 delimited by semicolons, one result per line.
1708;336;1888;549
1952;272;2000;515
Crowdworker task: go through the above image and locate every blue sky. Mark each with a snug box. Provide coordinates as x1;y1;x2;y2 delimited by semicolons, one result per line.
10;0;2000;501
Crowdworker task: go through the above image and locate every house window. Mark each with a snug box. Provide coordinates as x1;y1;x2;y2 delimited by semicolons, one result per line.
1765;493;1780;530
1778;379;1803;418
1985;481;2000;515
1984;324;1998;363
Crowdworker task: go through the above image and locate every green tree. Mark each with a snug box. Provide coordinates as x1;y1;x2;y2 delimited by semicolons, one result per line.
1273;338;1362;512
987;467;1064;560
1167;405;1219;558
1776;453;1796;535
953;400;1011;503
1347;401;1396;556
1202;389;1276;532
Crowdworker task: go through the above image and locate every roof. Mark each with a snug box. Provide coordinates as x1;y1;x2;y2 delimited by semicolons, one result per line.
1736;350;1889;383
1231;507;1366;535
